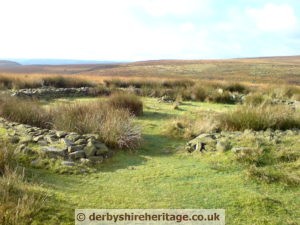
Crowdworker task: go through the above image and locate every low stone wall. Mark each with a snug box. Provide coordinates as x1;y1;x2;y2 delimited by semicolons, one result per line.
11;87;95;98
0;118;112;166
186;129;300;153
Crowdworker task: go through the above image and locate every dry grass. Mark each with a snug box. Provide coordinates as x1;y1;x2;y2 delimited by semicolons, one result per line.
52;101;141;149
0;74;95;90
0;141;45;225
218;105;300;131
107;92;143;116
0;96;52;128
164;115;219;140
0;95;141;149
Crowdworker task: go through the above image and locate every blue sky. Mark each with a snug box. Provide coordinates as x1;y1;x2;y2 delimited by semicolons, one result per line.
0;0;299;60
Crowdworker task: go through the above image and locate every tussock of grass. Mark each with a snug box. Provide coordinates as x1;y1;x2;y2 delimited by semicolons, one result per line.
244;93;266;107
41;76;94;88
164;115;219;140
107;93;143;116
0;141;45;225
52;101;141;149
234;137;300;186
224;83;249;94
206;91;236;104
218;105;300;131
0;96;52;129
104;78;194;89
268;85;300;99
0;75;95;90
0;95;141;149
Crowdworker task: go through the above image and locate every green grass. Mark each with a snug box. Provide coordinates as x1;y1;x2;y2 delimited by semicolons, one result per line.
1;97;299;225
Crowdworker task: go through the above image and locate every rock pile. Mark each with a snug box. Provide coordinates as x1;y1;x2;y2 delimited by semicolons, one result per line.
186;129;300;153
271;99;299;110
158;95;175;103
0;118;112;165
11;87;94;98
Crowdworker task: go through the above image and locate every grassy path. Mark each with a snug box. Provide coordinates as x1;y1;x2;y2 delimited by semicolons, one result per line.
29;98;299;225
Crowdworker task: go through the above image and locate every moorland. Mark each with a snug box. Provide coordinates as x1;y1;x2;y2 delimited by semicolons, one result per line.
0;56;299;225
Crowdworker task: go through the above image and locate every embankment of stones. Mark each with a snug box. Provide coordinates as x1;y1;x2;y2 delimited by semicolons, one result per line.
0;118;112;166
11;87;99;99
186;129;300;153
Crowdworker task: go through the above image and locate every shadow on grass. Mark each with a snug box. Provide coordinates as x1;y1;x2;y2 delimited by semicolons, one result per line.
139;111;174;121
98;134;185;172
26;169;79;224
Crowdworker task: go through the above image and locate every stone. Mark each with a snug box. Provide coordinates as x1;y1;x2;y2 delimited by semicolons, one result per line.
60;138;74;147
86;139;109;156
33;135;45;142
80;158;91;165
44;135;58;144
68;145;85;153
186;133;217;153
66;133;81;142
84;134;100;141
74;139;87;145
83;144;97;157
41;147;66;158
69;150;86;160
61;161;75;167
15;124;27;131
56;131;67;138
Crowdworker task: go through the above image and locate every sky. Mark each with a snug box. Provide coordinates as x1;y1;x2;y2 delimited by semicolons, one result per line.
0;0;300;61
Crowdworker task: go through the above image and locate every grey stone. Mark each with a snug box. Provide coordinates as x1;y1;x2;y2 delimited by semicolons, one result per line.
44;135;58;143
74;139;87;145
85;140;109;156
69;150;86;160
80;158;90;165
41;147;66;158
68;145;85;153
66;133;81;142
61;161;75;167
56;131;67;138
84;144;97;157
33;135;44;142
60;138;74;147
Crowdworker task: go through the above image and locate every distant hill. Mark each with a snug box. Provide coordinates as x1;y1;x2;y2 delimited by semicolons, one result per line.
0;60;21;67
12;59;121;65
0;56;299;85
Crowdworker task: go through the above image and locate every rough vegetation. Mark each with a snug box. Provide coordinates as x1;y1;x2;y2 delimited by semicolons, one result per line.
0;75;95;90
0;140;45;225
0;95;142;150
0;62;299;225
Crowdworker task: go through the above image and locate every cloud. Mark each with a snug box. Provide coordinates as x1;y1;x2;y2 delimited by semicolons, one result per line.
247;3;297;32
0;0;299;60
131;0;211;17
